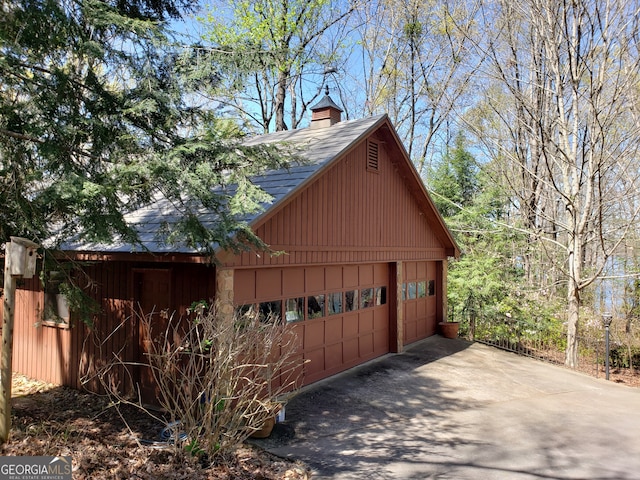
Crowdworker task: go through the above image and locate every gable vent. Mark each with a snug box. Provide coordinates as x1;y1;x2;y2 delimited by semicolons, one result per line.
367;140;379;171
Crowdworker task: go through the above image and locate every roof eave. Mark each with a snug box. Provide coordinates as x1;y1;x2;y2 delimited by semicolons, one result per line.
376;120;461;259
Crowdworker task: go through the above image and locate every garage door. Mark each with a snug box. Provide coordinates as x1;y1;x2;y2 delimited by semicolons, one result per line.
234;263;390;385
403;261;437;345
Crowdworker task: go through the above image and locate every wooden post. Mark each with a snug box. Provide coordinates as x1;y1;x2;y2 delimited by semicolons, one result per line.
0;237;38;443
0;243;16;442
394;261;403;353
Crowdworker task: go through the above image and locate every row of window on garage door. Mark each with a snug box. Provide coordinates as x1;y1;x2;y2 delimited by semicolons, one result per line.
234;263;436;323
237;286;387;323
235;280;436;324
233;262;438;384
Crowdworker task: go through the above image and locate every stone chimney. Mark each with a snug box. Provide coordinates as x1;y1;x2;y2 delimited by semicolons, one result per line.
310;86;343;129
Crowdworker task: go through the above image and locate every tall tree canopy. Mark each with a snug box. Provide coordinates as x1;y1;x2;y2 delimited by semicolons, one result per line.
0;0;288;255
466;0;640;366
201;0;355;133
346;0;479;173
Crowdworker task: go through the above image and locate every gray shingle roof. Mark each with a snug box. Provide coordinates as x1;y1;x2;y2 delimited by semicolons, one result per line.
60;114;387;254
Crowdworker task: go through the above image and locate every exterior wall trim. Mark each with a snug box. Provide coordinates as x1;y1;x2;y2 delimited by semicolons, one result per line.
394;261;403;353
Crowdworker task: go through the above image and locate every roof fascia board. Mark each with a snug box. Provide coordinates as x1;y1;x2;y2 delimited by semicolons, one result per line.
378;120;461;258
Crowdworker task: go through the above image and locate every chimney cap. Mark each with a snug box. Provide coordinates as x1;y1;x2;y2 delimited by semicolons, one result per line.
311;86;343;113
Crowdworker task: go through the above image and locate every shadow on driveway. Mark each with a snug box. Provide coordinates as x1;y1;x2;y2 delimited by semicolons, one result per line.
253;336;640;479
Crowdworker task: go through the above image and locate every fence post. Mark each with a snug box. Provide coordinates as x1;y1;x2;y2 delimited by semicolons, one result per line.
602;313;613;381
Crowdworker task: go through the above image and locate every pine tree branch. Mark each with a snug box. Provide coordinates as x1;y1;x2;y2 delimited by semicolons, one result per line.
0;129;44;144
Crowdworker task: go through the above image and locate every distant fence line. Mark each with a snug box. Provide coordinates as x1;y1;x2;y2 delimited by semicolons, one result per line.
457;316;639;380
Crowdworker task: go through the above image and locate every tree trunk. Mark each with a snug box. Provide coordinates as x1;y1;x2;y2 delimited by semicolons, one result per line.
565;234;582;368
565;276;580;368
1;243;16;443
275;68;289;131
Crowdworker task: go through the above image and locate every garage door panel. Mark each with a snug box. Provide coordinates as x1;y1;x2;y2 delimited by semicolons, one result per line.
374;263;387;284
427;314;437;336
325;316;343;344
374;330;389;352
304;321;325;349
405;321;417;342
306;267;325;292
234;270;256;303
288;323;303;345
343;315;359;338
373;310;387;330
359;311;374;334
417;262;427;278
405;302;417;319
404;261;417;280
344;266;359;287
305;348;325;377
343;337;359;362
284;353;305;389
428;296;437;309
325;343;343;369
256;269;282;298
359;265;374;284
359;333;374;356
283;268;305;296
417;318;428;337
326;266;343;288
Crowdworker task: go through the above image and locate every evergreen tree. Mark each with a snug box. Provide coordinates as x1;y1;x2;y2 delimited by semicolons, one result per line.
427;133;478;218
429;134;558;340
0;0;288;255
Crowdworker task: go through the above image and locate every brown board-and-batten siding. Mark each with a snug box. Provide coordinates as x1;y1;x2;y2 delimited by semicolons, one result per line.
231;131;448;269
229;125;451;384
11;276;75;387
7;259;215;398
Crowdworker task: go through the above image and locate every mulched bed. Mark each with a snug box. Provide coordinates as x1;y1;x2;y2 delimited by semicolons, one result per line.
586;366;640;387
3;374;309;479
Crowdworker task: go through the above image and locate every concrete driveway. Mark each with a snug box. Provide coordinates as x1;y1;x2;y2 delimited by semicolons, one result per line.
254;337;640;479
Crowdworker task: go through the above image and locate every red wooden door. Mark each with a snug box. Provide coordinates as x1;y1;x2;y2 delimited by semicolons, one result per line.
133;269;172;405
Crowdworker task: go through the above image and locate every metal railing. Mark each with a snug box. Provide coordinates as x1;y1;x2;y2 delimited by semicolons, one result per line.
458;317;639;383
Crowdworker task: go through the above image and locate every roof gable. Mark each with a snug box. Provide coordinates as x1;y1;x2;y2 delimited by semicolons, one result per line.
60;114;458;258
241;114;386;217
247;117;460;260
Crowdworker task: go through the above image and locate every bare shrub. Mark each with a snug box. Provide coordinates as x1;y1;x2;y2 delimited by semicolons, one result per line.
97;303;303;461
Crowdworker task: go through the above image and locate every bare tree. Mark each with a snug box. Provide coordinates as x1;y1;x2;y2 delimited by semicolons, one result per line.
466;0;640;367
346;0;480;173
201;0;356;132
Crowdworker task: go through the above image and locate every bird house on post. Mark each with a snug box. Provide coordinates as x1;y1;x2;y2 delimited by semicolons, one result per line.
8;236;38;279
1;236;39;444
